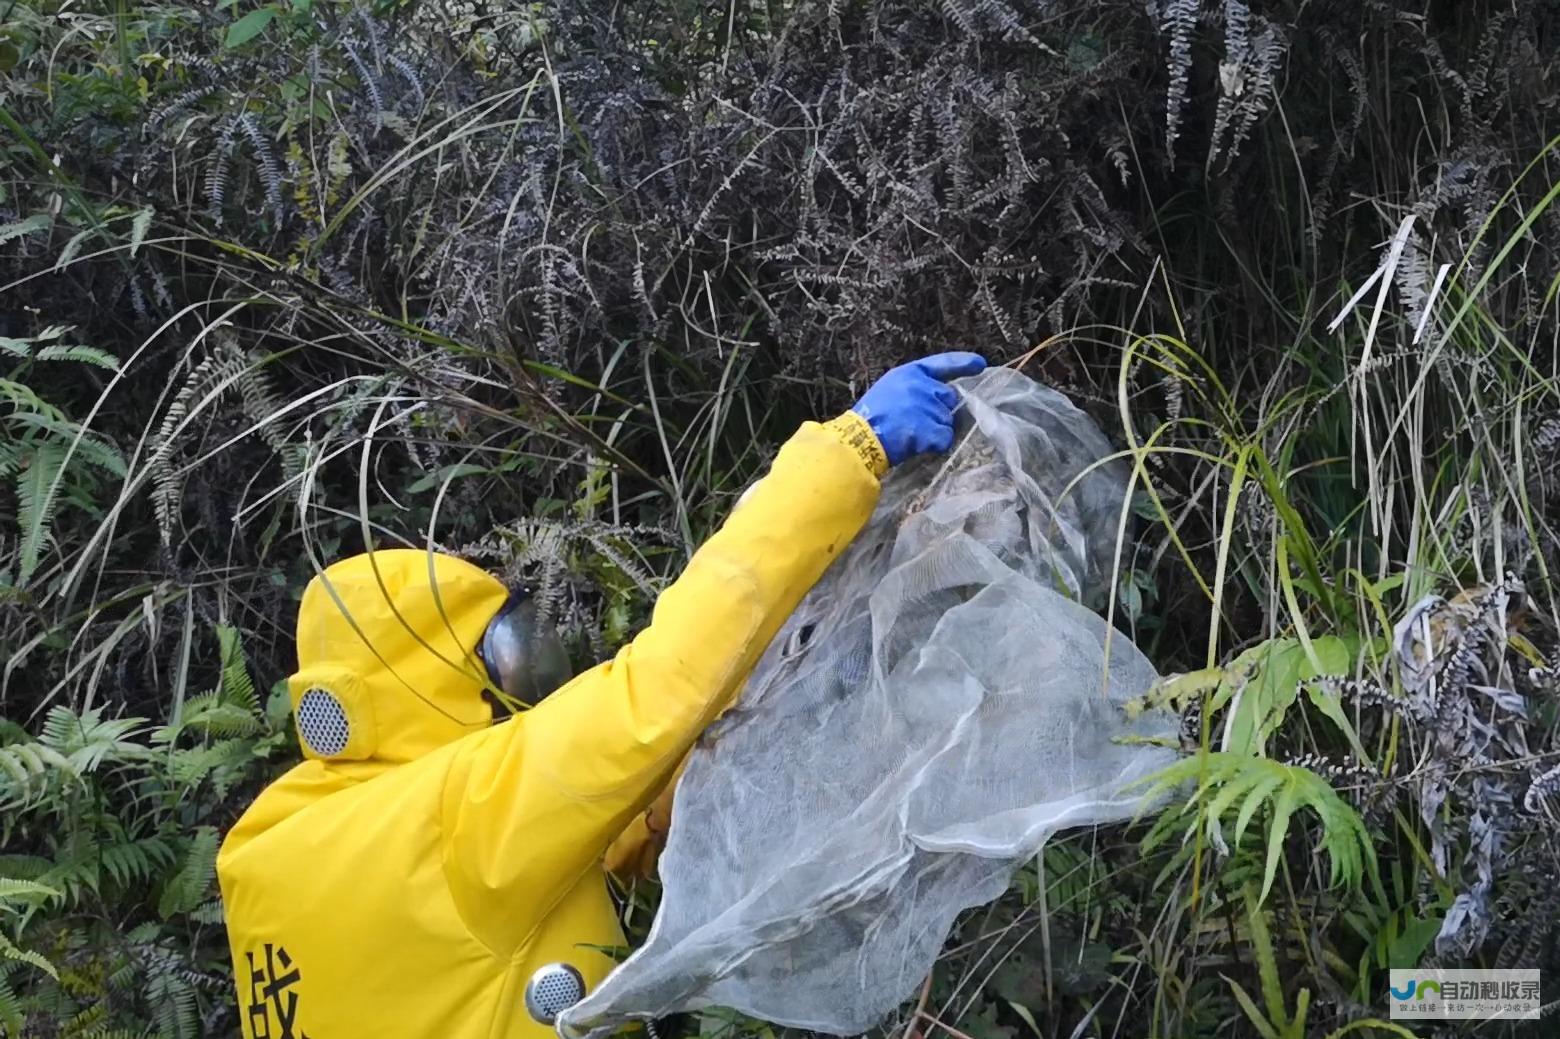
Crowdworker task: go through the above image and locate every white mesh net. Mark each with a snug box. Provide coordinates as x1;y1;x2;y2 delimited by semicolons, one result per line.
561;368;1178;1037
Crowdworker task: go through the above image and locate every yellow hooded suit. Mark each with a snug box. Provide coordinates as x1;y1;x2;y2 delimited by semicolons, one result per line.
216;413;887;1039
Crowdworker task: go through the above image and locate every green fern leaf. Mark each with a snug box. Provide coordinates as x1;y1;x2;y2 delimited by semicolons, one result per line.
216;624;257;710
1244;884;1289;1029
124;923;162;946
130;206;154;257
167;740;250;791
0;930;58;979
0;214;51;246
147;347;248;546
1261;784;1299;904
1235;771;1285;846
0;741;77;808
0;856;51;883
180;701;261;738
1224;974;1281;1039
34;344;120;371
53;227;93;272
148;971;197;1039
0;968;24;1035
100;837;177;891
106;953;139;991
60;998;107;1036
37;831;113;909
38;705;86;748
158;827;218;920
15;441;66;585
189;898;225;925
1136;752;1379;906
4;411;127;482
40;706;148;773
0;376;68;420
0;879;60;904
0;445;19;483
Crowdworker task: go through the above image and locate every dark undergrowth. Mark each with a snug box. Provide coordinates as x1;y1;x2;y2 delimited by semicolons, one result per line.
2;0;1559;1035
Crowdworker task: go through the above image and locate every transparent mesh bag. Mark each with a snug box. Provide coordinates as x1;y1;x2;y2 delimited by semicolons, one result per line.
560;367;1178;1037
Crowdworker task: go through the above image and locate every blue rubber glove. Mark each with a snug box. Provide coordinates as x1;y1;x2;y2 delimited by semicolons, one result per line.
851;352;988;466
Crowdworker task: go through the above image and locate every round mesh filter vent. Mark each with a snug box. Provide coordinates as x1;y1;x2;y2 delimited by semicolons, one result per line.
525;963;584;1025
296;688;350;757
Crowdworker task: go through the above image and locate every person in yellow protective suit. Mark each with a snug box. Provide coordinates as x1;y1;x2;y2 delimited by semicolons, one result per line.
216;352;987;1039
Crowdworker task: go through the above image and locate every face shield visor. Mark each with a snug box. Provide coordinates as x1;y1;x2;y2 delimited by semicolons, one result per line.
478;592;575;714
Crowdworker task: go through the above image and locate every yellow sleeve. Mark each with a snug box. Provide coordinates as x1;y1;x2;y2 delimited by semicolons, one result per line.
441;415;883;953
602;752;685;879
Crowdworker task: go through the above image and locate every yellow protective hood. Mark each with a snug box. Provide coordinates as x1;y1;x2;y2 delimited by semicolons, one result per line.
288;548;510;764
217;418;884;1039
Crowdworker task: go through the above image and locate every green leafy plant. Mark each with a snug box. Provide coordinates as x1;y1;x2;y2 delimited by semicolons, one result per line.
1224;885;1416;1039
1138;752;1382;905
0;324;124;587
0;625;288;1035
0;878;61;1034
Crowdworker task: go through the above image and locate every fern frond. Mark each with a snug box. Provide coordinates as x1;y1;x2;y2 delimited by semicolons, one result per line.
0;968;23;1035
0;741;77;809
285;134;315;219
4;410;126;480
217;625;257;709
52;226;96;272
939;0;978;36
0;878;60;905
148;346;247;546
387;54;425;110
166;740;255;796
0;376;68;420
236;112;285;220
38;841;102;908
59;999;108;1036
0;213;52;246
155;627;261;741
15;441;65;585
1136;751;1380;905
0;857;52;884
343;40;384;113
39;706;148;773
124;923;162;947
325;130;352;206
146;969;197;1039
205;117;239;225
354;6;385;70
99;838;178;891
0;932;56;982
129;206;154;258
157;828;218;920
1208;14;1288;171
1158;0;1198;166
106;947;140;992
188;899;224;926
145;86;216;131
581;530;663;597
232;357;307;484
33;344;119;371
173;696;261;738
